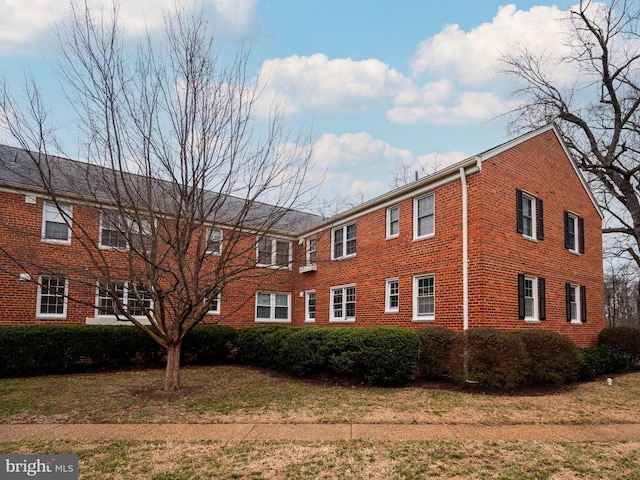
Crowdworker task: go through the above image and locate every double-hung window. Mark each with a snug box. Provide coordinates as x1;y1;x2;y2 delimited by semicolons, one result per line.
387;205;399;238
206;293;221;315
42;202;72;244
414;194;434;239
100;212;128;249
306;236;317;265
413;274;435;321
518;274;546;322
37;275;68;319
516;189;544;240
206;228;223;255
564;212;585;253
330;285;356;322
332;223;356;259
96;281;153;319
385;278;399;313
255;292;291;322
566;283;587;324
305;290;316;323
257;237;291;268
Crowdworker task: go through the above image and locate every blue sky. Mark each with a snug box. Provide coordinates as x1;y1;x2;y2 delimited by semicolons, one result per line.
0;0;577;208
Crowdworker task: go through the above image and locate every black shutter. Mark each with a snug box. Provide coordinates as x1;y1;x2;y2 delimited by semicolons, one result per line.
564;211;571;249
539;278;546;320
578;217;585;253
516;189;524;234
518;274;525;319
565;283;572;322
581;285;587;323
537;198;544;240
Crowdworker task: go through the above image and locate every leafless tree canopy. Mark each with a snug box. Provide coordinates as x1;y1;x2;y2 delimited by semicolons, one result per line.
502;0;640;268
0;1;316;390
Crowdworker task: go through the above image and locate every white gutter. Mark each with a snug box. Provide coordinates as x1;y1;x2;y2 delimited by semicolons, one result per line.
460;166;469;332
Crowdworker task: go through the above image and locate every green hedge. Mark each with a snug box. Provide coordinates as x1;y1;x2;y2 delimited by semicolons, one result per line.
598;326;640;367
579;345;630;380
416;327;457;379
513;330;582;386
0;324;235;377
236;325;420;386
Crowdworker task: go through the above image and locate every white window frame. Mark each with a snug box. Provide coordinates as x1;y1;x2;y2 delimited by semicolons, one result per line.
521;193;536;239
99;212;128;250
385;278;399;313
306;236;317;265
568;284;581;324
566;213;579;253
95;281;153;319
413;274;435;321
206;293;221;315
330;284;356;323
305;290;316;323
387;205;400;239
98;212;152;251
206;228;223;255
42;202;72;244
255;291;291;323
523;275;539;322
414;193;435;240
256;237;292;269
332;223;356;260
36;275;68;319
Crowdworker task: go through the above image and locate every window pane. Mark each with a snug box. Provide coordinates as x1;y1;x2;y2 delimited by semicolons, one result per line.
275;241;290;266
346;224;356;255
257;306;271;318
257;293;271;306
567;216;576;250
333;289;343;317
307;292;316;318
522;197;533;237
417;195;434;236
44;204;70;241
258;238;273;265
307;237;316;264
416;276;434;316
333;228;344;258
207;229;222;253
40;276;65;315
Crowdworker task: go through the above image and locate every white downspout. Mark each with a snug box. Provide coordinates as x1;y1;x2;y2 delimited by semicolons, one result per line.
460;166;469;332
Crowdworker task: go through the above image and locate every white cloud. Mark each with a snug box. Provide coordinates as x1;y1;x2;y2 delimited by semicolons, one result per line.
0;0;261;55
257;54;408;116
410;4;571;86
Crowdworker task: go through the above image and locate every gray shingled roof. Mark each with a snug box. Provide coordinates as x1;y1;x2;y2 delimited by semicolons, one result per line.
0;144;324;235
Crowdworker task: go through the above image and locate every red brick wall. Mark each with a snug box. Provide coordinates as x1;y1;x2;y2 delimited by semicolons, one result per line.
469;130;604;346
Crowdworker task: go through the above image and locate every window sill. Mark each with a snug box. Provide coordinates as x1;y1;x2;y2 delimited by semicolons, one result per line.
299;264;317;273
524;319;541;324
42;239;71;246
254;319;291;324
331;254;356;261
570;320;583;325
330;318;355;323
412;317;434;322
413;233;435;242
385;309;399;314
86;317;151;326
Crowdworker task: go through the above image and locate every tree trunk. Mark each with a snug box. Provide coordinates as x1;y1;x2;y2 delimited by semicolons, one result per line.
164;343;181;391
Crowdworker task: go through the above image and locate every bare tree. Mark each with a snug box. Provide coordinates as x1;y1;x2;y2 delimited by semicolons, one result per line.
502;0;640;268
604;259;640;326
0;2;315;390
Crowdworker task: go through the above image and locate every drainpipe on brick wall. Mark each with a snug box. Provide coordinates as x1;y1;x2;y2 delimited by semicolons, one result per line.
460;166;469;332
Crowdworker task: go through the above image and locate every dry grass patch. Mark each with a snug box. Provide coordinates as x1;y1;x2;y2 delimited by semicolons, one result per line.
1;365;639;425
2;439;640;479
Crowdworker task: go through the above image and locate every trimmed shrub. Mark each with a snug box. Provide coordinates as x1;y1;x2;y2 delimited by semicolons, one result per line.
182;325;237;364
417;327;456;379
514;330;582;386
598;326;640;367
448;328;529;390
236;325;420;385
579;345;630;380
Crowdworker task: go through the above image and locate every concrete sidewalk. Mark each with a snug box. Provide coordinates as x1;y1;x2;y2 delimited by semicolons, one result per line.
2;423;640;442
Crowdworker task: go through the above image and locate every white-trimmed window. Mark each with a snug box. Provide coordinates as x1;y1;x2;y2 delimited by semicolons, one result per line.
518;274;546;322
332;223;356;259
206;228;223;255
516;189;544;240
306;236;317;265
305;290;316;323
387;205;399;238
330;284;356;322
385;278;399;313
414;194;434;239
96;281;153;319
255;292;291;322
413;274;434;321
257;237;291;268
566;283;586;324
564;212;584;254
37;275;68;319
206;293;221;315
42;202;72;244
99;212;127;249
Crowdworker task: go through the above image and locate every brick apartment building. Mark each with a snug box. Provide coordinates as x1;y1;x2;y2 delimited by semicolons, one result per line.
0;124;604;346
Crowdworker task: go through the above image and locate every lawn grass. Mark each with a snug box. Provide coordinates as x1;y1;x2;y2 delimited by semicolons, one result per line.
2;366;640;479
1;365;639;425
